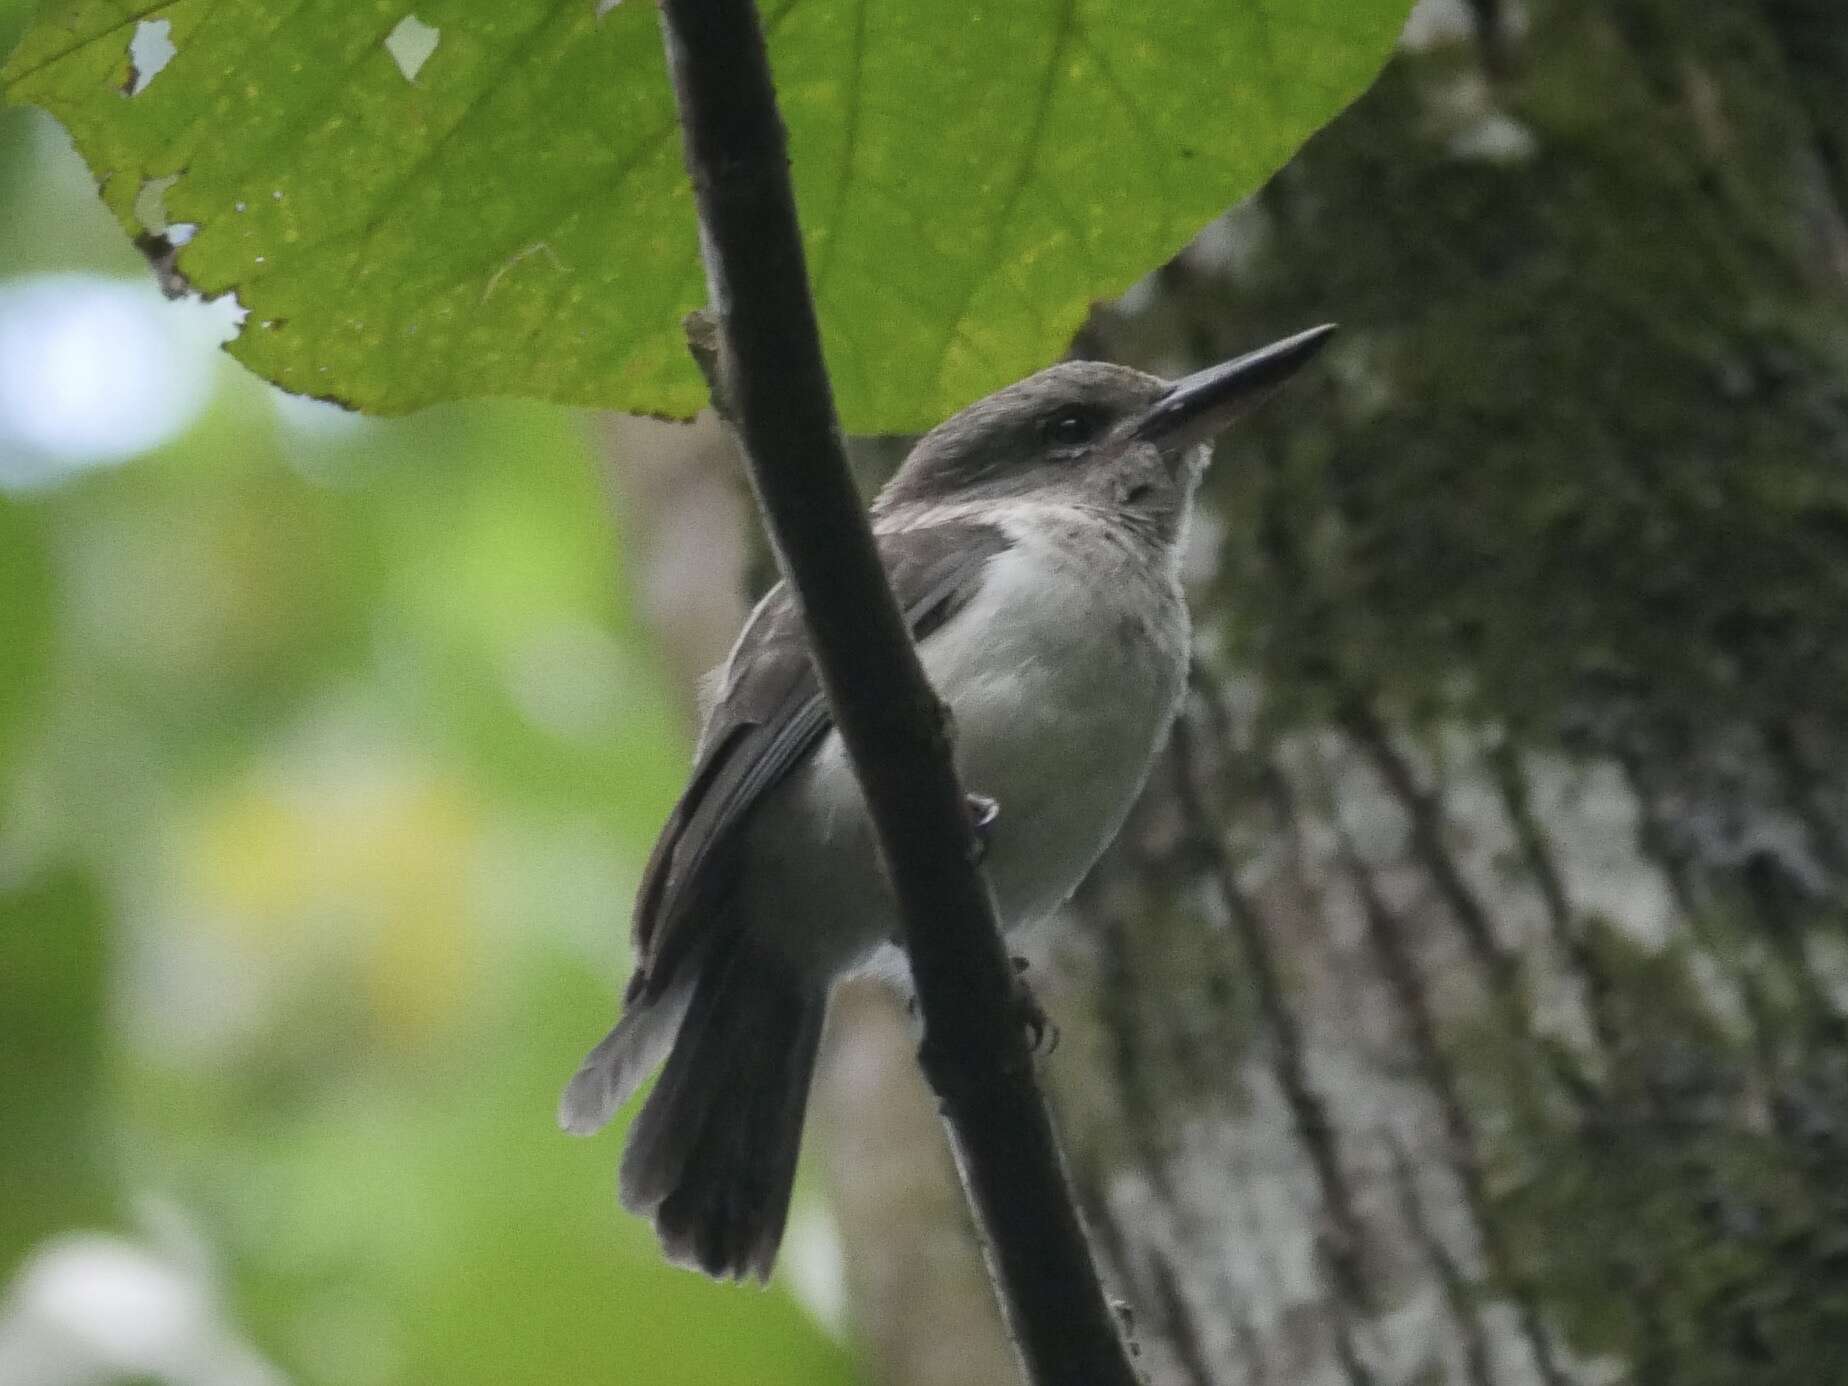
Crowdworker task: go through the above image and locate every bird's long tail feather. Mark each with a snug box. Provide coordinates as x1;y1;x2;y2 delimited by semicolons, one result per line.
618;941;826;1282
557;976;693;1137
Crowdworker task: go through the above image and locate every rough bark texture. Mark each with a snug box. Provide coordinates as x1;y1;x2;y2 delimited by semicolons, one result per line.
819;0;1848;1382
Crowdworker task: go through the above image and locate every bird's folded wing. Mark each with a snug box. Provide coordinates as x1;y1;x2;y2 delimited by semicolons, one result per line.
629;520;1012;999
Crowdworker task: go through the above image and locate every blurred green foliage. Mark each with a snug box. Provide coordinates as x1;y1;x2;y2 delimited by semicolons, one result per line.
0;110;853;1386
0;866;109;1272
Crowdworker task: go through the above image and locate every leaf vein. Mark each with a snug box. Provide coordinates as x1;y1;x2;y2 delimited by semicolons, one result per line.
929;0;1077;404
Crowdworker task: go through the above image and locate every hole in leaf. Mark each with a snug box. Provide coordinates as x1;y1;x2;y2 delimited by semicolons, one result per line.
596;0;624;15
384;15;440;82
129;179;201;298
125;19;176;96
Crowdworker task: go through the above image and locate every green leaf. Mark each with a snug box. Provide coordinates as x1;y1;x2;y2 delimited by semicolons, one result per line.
0;864;112;1274
0;496;53;771
4;0;1408;429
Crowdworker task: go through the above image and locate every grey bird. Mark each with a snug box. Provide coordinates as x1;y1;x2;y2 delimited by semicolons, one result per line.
560;324;1337;1281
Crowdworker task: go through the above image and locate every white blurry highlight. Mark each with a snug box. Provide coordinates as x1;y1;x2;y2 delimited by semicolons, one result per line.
0;275;235;490
779;1204;849;1336
0;1231;283;1386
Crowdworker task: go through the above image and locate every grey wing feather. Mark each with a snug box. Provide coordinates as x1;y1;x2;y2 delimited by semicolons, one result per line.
629;521;1011;998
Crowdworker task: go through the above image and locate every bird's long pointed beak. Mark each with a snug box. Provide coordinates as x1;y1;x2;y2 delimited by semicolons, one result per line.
1133;323;1338;451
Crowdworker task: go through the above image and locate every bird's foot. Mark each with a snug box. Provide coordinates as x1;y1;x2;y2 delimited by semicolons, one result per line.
1011;962;1060;1057
965;792;1000;862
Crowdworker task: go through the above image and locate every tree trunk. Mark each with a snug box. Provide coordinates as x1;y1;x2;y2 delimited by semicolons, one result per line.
817;1;1848;1381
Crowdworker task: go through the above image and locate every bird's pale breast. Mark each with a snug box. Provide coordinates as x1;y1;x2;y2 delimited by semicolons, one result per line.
741;504;1189;977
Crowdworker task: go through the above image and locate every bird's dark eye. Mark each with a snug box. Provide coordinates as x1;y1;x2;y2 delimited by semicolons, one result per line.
1043;411;1099;448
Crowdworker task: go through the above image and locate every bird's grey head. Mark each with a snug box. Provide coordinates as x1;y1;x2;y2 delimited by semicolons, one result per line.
873;325;1337;542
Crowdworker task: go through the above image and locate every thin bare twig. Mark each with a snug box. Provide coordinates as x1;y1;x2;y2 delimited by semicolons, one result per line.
652;3;1140;1383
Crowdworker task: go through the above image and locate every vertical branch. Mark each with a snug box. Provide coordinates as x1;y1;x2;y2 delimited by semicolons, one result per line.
650;4;1138;1384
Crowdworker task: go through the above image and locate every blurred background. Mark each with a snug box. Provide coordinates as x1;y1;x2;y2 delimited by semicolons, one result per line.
0;10;858;1380
13;2;1848;1384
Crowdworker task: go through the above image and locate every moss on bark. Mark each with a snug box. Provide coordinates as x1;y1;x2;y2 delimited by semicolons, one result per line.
1063;3;1848;1380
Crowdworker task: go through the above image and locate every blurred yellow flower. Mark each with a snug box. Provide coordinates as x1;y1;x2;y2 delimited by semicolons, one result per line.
185;762;481;1044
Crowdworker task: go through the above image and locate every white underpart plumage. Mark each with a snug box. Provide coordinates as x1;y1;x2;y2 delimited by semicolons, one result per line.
737;499;1193;979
